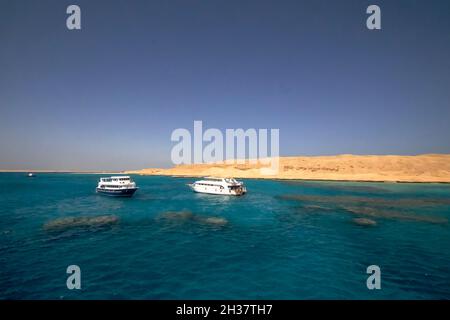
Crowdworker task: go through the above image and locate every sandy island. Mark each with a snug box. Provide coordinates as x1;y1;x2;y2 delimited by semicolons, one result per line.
126;154;450;183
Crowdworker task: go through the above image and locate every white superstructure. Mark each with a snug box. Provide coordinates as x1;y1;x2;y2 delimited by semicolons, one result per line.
188;177;247;196
96;176;138;197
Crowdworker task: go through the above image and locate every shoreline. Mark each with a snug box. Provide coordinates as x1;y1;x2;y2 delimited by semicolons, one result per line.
3;154;450;184
1;171;450;184
131;173;450;184
0;170;123;174
126;154;450;184
123;173;450;185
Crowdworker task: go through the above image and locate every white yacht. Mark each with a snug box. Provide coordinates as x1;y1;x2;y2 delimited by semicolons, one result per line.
96;176;138;197
188;177;247;196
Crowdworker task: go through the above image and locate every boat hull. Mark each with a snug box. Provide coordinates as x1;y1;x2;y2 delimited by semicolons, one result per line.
96;187;138;197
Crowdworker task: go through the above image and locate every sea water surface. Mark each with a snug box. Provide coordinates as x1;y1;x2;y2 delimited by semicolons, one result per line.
0;173;449;299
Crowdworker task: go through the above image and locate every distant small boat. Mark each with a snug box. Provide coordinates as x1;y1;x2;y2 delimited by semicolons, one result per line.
188;177;247;196
96;176;138;197
27;173;36;177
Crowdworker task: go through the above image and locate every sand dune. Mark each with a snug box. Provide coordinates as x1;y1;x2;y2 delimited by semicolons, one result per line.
126;154;450;183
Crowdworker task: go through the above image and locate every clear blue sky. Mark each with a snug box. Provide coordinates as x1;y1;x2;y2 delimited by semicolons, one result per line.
1;0;449;171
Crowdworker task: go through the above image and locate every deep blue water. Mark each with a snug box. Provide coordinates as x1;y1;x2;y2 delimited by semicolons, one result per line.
0;173;449;299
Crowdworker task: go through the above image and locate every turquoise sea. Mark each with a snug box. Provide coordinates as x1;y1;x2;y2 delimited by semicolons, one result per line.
0;173;449;299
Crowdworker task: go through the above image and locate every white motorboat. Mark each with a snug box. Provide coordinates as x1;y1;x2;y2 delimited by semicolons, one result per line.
188;177;247;196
